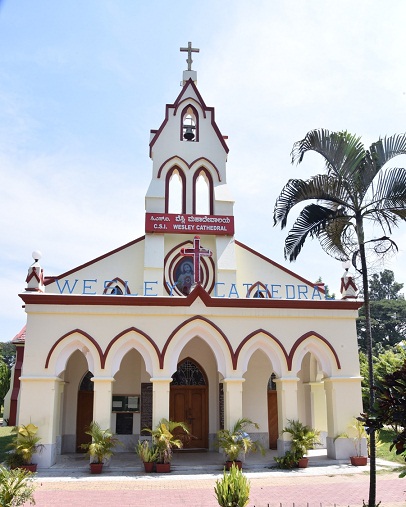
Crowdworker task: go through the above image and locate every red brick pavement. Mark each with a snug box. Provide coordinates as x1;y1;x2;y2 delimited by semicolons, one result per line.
24;472;405;507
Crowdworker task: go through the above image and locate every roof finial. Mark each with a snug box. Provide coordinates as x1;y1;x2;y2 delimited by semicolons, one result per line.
180;42;199;71
180;42;199;86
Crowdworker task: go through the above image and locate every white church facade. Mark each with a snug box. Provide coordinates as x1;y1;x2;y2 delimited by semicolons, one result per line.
9;45;364;468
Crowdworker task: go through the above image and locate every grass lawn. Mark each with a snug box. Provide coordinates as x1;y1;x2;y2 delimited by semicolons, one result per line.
0;427;13;462
377;428;405;465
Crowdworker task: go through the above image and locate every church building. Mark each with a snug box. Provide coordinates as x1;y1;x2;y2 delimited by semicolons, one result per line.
9;44;364;468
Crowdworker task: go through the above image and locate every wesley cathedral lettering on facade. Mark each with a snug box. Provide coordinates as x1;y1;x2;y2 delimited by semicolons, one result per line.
6;44;364;468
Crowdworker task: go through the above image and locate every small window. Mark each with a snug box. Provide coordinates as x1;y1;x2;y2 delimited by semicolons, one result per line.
247;282;271;298
193;167;214;215
165;167;186;214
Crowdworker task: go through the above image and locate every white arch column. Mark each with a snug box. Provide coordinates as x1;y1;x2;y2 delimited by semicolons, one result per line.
223;377;244;429
324;376;364;459
92;376;115;430
18;376;64;468
275;376;299;455
307;381;328;445
151;377;172;427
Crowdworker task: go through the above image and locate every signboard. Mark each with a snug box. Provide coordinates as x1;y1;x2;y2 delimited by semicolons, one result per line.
111;395;140;413
145;212;234;235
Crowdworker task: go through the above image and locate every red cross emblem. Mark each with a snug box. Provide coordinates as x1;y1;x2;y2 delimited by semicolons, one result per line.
180;236;212;285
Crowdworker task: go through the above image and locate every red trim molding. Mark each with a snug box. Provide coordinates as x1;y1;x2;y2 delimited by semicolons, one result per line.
161;315;233;370
103;327;161;369
45;236;145;285
20;285;363;311
9;344;24;426
157;156;221;182
288;331;341;370
45;329;104;369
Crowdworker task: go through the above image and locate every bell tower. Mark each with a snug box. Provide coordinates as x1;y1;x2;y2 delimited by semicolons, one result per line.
143;44;237;296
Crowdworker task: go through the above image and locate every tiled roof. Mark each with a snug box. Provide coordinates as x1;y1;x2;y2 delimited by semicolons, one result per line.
12;326;26;344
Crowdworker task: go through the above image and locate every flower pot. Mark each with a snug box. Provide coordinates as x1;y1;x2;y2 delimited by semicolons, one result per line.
298;457;309;468
350;456;367;466
225;460;242;470
90;463;104;474
143;462;155;473
20;464;37;473
155;463;170;473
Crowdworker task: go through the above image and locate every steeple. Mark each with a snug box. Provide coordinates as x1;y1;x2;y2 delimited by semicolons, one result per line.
143;45;236;296
180;41;199;85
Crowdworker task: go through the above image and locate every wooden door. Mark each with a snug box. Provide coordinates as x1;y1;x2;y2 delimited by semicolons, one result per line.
76;391;94;452
170;386;208;448
267;390;278;449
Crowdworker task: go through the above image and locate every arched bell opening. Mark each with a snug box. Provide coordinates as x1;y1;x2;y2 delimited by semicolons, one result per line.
181;105;199;142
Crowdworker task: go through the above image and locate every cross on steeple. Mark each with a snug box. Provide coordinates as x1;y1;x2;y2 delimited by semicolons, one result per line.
180;236;212;285
180;42;200;71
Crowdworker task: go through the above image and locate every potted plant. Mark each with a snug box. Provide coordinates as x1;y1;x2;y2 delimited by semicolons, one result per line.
80;421;122;474
135;439;158;473
6;423;44;472
216;418;264;470
214;463;250;507
349;418;368;466
143;418;190;473
0;465;36;507
279;419;320;468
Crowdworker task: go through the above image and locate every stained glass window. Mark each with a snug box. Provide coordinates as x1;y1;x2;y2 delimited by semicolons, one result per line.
171;359;206;386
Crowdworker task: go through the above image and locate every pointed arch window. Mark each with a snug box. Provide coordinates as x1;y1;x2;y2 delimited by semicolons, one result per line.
165;167;186;214
171;358;207;386
79;371;94;391
193;168;214;215
247;282;271;298
103;278;130;295
181;106;199;142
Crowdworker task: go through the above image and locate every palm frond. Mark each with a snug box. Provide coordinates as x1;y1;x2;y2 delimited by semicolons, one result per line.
370;167;406;211
318;215;353;260
361;134;406;190
291;129;366;180
273;175;353;228
284;204;350;261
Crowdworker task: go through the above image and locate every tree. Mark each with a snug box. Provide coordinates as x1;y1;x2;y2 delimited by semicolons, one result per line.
357;270;406;352
0;342;16;370
0;359;10;407
273;129;406;507
363;360;406;478
315;276;335;299
360;346;406;410
369;269;404;300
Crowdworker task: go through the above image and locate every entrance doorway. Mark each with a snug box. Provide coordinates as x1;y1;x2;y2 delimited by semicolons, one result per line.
76;371;94;452
170;358;208;449
267;374;278;449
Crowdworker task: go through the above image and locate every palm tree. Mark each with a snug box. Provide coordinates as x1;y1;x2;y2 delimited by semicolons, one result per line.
273;129;406;507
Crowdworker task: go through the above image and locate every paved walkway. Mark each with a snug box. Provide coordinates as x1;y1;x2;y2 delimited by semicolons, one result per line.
23;451;406;506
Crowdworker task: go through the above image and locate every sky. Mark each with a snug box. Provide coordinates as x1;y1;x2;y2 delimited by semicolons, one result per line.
1;0;406;341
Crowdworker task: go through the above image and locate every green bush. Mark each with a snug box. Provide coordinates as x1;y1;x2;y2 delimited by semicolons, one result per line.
214;463;250;507
274;450;298;469
0;465;36;506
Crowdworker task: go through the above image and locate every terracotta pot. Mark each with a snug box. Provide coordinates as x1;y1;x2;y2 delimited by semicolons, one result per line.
225;460;242;470
298;457;309;468
155;463;170;473
143;462;155;473
90;463;103;474
350;456;367;466
20;464;37;473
